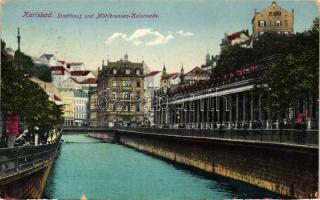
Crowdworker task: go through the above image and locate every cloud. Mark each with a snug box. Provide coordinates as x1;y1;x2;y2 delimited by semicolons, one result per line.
105;28;193;46
176;30;194;37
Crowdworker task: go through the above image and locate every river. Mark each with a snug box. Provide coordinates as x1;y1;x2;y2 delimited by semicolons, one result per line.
44;134;282;199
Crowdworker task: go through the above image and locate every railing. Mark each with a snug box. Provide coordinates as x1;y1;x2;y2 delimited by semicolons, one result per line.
0;134;61;179
119;128;319;147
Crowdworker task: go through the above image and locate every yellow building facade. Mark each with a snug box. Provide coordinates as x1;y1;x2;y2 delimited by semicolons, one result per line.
252;1;294;38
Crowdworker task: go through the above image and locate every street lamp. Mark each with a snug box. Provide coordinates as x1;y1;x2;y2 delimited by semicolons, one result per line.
267;87;271;129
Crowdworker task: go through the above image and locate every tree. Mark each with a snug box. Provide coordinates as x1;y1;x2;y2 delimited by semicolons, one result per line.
254;18;319;119
1;40;63;140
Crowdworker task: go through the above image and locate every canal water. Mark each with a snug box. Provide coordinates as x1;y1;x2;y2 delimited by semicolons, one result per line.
44;134;282;199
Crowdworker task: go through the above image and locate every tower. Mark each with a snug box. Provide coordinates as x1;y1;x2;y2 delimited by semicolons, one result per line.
180;64;184;84
16;27;22;70
205;49;210;66
124;52;128;61
160;65;170;94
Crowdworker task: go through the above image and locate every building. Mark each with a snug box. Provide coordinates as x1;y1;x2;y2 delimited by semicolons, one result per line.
183;67;210;86
67;62;86;71
70;70;96;82
220;30;250;50
96;54;145;127
88;88;98;127
58;77;79;126
154;58;318;130
252;1;294;38
74;89;89;126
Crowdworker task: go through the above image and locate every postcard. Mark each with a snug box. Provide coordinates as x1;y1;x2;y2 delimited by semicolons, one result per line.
0;0;319;199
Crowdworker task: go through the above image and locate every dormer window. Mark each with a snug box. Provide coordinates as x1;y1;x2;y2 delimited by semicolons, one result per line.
125;69;131;75
113;69;117;74
276;20;281;27
136;69;141;75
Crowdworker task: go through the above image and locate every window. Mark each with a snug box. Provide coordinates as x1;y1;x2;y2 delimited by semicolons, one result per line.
284;20;288;27
268;20;272;27
123;92;130;99
112;81;117;87
113;69;117;75
284;31;289;34
269;12;272;16
276;20;281;27
136;69;141;75
259;20;265;27
259;31;264;36
112;92;117;99
125;69;131;75
122;80;131;87
137;81;140;88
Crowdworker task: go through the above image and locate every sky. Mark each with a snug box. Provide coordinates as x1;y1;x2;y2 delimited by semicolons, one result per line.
1;0;318;73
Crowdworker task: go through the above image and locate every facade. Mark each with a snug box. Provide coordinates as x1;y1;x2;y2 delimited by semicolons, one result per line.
97;54;145;127
144;71;162;124
88;88;98;127
220;30;250;50
252;1;294;38
58;77;78;126
74;89;88;126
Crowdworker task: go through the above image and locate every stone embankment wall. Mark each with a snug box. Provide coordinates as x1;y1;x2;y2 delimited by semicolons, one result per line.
0;160;53;198
89;131;318;199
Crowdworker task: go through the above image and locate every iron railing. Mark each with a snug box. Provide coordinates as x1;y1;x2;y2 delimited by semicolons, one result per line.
119;128;318;147
0;134;61;179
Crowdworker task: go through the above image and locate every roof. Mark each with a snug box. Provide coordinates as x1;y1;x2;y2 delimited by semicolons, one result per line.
50;66;68;72
169;72;179;79
227;32;242;41
68;62;83;65
80;78;97;84
145;71;161;77
58;60;65;64
185;67;207;76
53;94;62;101
41;54;54;60
70;70;91;76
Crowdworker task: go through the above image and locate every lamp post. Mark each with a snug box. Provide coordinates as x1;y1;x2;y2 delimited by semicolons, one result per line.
267;87;272;129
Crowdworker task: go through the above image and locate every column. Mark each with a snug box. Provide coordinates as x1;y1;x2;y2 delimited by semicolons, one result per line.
242;93;246;127
228;95;232;129
258;94;262;121
206;98;210;129
211;97;215;129
201;99;205;129
217;97;220;124
235;93;239;129
250;92;254;129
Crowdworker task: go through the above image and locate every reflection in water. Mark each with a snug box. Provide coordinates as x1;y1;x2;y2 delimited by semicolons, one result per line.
44;134;282;200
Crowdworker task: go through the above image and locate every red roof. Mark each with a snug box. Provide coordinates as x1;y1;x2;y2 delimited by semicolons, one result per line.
58;60;65;64
145;71;161;77
80;78;97;84
70;70;91;76
50;66;68;72
53;94;62;101
169;72;179;79
227;32;242;41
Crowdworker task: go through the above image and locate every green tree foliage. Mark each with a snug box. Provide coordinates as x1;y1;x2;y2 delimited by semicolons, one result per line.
1;41;63;136
14;51;52;82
